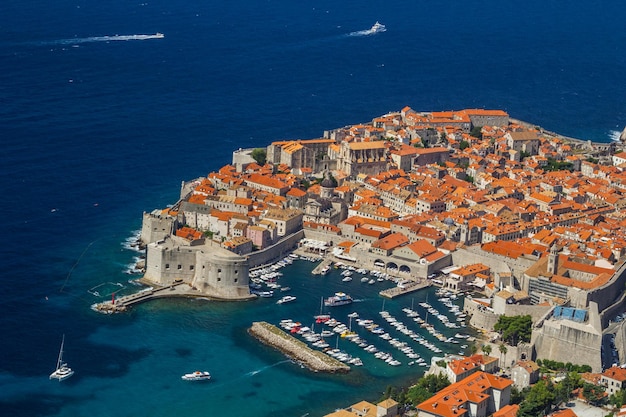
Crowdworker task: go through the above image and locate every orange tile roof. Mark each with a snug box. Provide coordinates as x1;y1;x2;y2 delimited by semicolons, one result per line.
417;372;512;417
602;366;626;382
372;233;409;250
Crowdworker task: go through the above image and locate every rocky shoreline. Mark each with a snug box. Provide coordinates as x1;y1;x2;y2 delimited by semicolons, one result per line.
248;321;350;374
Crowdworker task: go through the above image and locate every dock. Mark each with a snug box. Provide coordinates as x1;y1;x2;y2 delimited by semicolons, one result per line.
379;279;432;299
91;282;255;314
311;259;333;275
248;322;350;374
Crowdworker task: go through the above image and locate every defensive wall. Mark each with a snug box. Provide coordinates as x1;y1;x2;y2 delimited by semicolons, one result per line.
464;298;550;332
531;302;603;372
452;247;537;284
141;211;177;246
589;260;626;321
246;230;304;269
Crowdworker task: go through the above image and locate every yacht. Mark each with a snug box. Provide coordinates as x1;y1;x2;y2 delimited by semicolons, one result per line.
370;22;386;33
181;371;211;381
277;295;297;304
50;335;74;382
324;292;353;307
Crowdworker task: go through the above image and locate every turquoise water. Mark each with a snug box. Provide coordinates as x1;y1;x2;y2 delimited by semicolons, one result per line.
32;253;469;417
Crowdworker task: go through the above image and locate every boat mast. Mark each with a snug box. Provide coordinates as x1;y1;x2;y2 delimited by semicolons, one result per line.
56;334;65;370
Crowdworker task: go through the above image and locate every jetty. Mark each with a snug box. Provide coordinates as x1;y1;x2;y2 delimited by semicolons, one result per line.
248;322;350;374
379;279;432;299
91;281;255;314
311;259;333;275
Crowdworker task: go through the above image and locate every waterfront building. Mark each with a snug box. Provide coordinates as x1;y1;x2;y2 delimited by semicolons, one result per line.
323;398;399;417
336;140;388;176
416;371;512;417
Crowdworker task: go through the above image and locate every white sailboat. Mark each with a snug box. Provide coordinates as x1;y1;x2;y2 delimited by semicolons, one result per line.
50;334;74;381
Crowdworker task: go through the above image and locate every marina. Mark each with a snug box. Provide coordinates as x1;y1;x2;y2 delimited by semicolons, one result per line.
242;256;474;376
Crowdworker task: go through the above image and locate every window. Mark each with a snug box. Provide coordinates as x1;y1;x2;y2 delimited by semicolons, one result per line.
177;265;182;270
165;264;170;269
234;278;238;283
217;277;221;282
190;265;194;270
218;268;222;273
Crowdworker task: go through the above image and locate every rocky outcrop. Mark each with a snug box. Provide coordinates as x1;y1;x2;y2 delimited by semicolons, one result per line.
620;127;626;142
248;321;350;373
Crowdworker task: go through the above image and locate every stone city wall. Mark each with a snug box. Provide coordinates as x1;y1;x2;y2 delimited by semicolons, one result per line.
247;230;304;269
531;320;602;372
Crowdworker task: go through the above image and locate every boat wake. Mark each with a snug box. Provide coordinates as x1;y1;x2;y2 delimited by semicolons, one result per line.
348;22;386;37
609;130;623;142
245;360;290;377
45;33;164;46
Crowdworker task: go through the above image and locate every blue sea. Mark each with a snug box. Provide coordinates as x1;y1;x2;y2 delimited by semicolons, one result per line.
1;0;625;415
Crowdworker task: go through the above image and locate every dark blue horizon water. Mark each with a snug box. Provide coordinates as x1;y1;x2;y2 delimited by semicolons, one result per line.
1;1;625;416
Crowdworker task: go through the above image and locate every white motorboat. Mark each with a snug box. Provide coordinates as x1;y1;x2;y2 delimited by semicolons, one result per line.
181;371;211;381
50;334;74;382
277;295;297;304
370;21;386;33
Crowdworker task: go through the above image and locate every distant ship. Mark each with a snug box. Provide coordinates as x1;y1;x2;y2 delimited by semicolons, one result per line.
324;292;353;307
369;21;386;34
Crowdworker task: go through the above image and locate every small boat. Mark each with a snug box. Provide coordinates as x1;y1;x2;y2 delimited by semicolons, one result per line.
342;276;353;282
50;334;74;381
277;295;297;304
181;371;211;381
280;286;291;292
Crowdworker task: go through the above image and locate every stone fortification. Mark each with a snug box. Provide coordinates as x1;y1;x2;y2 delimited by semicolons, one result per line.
587;260;626;315
452;247;537;284
464;297;550;332
248;322;350;373
531;302;603;372
141;210;177;246
232;148;257;172
246;231;303;269
143;236;251;300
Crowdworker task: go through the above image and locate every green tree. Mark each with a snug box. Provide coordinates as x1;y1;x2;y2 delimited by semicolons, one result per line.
406;374;450;406
459;140;470;150
482;344;492;356
494;315;532;346
553;372;582;407
582;382;606;406
470;126;483;139
517;380;556;417
250;148;267;165
610;388;626;408
510;386;527;405
498;343;508;367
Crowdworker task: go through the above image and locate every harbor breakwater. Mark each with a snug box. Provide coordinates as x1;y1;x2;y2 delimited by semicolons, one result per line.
248;321;350;374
